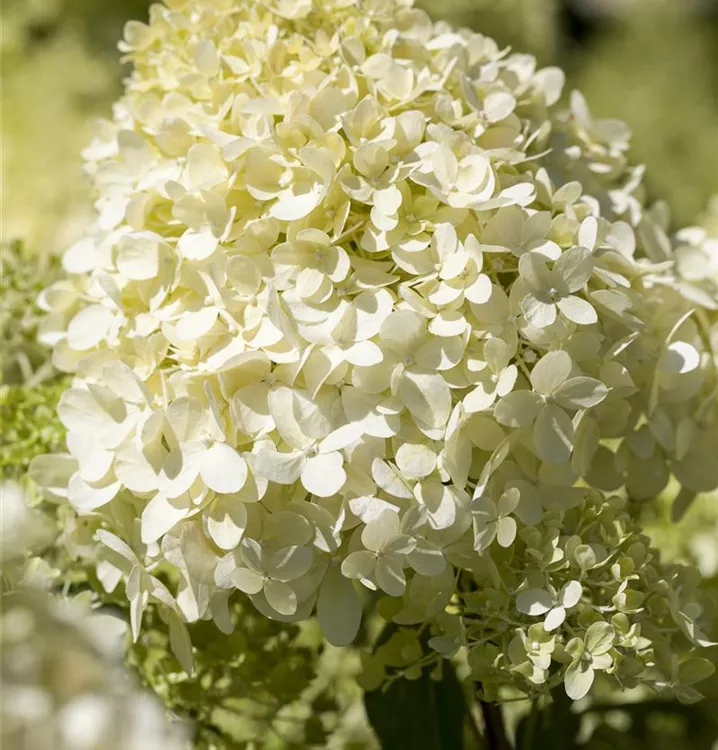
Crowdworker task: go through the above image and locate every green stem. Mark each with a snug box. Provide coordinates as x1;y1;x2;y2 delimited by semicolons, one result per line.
476;690;512;750
520;700;539;750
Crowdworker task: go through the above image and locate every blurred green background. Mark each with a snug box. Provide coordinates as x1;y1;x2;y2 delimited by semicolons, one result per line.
1;2;717;748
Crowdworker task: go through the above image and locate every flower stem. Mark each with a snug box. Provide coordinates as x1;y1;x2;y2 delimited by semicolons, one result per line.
476;690;511;750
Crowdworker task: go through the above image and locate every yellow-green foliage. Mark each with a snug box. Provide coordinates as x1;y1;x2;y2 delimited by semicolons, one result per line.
0;241;68;481
130;607;377;750
0;242;61;384
0;379;68;483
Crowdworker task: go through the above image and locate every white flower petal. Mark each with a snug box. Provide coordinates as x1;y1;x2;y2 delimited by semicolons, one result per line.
530;351;573;397
496;516;517;547
565;661;595;701
659;341;700;374
559;580;583;609
317;422;364;454
341;550;376;582
375;556;406;597
533;404;574;464
301;451;346;497
232;567;264;595
263;579;298;615
516;588;554;616
178;229;218;260
522;295;557;328
544;606;566;632
253;450;305;485
371;458;414;499
361;509;401;552
200;443;248;494
395;443;437;479
348;495;398;524
68;474;121;511
268;545;313;582
206;496;248;550
494;391;543;427
464;274;493;304
484;92;516;123
552;377;608;410
555;246;593;292
175;308;219;341
67;305;114;351
557;295;598;325
116;232;163;280
407;539;446;576
399;370;451;428
141;493;191;544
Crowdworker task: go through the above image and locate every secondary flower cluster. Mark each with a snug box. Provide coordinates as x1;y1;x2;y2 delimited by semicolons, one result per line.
32;0;717;700
1;482;188;750
1;589;190;750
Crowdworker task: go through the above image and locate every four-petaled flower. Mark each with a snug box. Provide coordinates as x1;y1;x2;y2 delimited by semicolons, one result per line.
516;580;583;631
471;488;521;551
518;246;597;328
564;621;615;700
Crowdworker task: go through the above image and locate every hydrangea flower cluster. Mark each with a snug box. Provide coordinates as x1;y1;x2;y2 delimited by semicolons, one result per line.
33;0;718;701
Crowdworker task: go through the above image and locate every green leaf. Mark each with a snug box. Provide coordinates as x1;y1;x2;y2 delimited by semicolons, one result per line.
364;629;467;750
678;657;715;687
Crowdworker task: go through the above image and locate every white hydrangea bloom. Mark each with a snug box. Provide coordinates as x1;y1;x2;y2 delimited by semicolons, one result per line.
32;0;718;701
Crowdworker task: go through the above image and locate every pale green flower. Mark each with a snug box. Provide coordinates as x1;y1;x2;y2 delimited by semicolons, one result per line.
518;246;598;328
215;538;314;616
494;350;608;463
507;623;556;685
563;621;616;700
471;488;520;551
515;580;583;631
342;510;415;597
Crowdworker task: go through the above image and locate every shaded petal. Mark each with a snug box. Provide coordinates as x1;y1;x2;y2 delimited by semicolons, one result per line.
317;565;362;646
